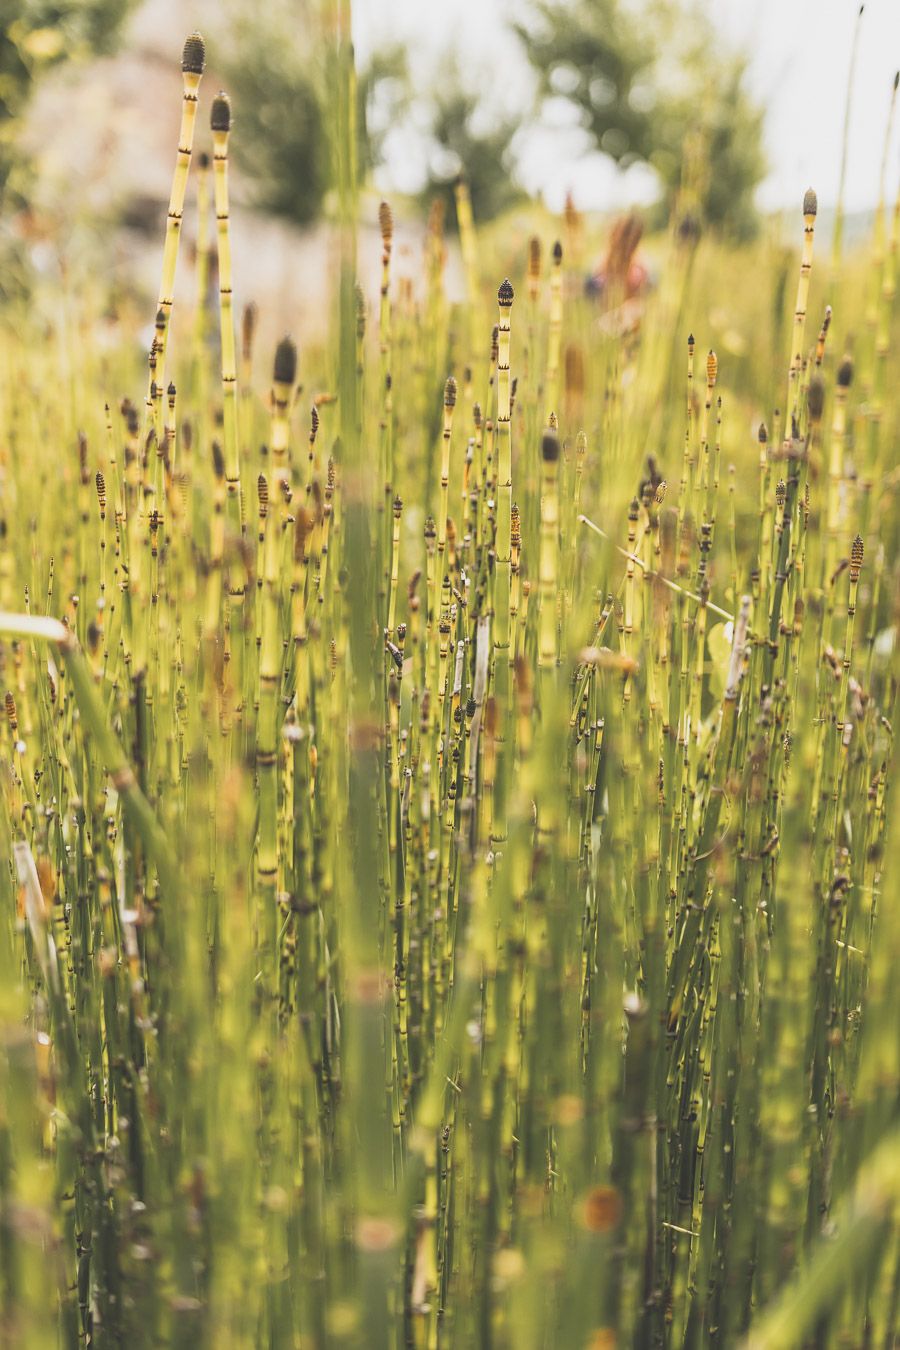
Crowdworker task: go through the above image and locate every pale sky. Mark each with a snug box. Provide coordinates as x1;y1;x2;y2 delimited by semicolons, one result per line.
354;0;900;215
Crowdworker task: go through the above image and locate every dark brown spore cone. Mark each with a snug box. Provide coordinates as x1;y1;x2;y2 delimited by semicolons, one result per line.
498;279;514;308
242;301;258;351
444;376;457;408
807;375;826;422
541;428;560;463
552;240;563;263
565;344;585;396
850;534;864;578
274;337;297;387
837;356;854;388
198;151;210;170
211;92;232;134
294;507;312;562
758;422;768;444
182;32;206;76
803;187;818;217
212;441;225;479
379;200;393;244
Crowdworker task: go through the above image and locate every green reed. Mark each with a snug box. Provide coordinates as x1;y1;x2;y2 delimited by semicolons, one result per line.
0;20;897;1350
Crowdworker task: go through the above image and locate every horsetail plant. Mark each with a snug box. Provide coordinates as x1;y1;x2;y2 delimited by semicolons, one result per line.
209;90;247;690
153;32;206;402
0;27;897;1346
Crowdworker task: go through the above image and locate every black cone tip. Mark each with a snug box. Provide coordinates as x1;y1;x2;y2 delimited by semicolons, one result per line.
274;336;297;386
211;91;232;134
541;428;560;463
182;32;206;76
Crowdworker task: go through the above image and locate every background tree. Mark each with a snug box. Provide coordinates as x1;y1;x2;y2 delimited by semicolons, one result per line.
215;14;329;230
1;0;137;207
217;0;408;229
217;5;519;230
516;0;766;237
417;85;523;222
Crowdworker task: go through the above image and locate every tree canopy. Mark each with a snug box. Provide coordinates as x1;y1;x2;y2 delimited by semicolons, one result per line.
516;0;766;236
1;0;138;204
417;87;522;222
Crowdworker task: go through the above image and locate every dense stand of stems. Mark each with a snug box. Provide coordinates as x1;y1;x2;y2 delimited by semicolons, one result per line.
0;29;897;1350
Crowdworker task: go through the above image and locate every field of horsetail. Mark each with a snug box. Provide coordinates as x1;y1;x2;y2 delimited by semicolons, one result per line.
0;22;897;1350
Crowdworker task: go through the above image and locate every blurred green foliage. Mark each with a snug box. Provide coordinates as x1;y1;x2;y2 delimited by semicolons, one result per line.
0;1;137;298
516;0;766;237
217;0;407;228
217;29;329;229
418;87;523;221
214;0;329;228
215;4;520;229
217;0;764;233
0;0;764;243
0;0;137;204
